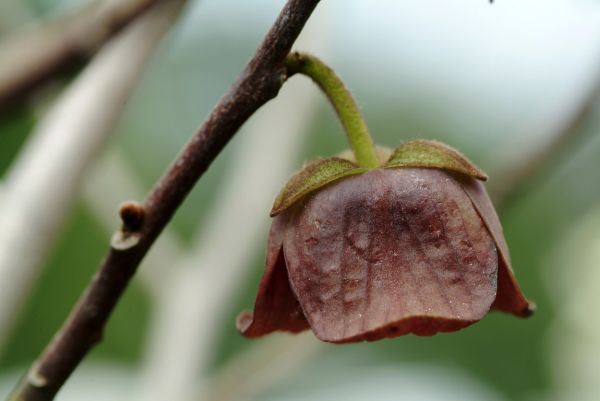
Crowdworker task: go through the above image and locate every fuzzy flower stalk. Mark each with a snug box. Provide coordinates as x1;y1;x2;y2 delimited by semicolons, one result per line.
237;52;534;344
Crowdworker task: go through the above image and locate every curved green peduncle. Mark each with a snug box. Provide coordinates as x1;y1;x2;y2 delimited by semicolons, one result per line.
285;52;379;169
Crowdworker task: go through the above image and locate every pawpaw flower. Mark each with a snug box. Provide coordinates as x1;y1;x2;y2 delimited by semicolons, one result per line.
236;140;534;343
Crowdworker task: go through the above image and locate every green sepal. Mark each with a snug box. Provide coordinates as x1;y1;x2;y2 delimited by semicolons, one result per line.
384;139;488;180
271;157;367;216
337;145;393;166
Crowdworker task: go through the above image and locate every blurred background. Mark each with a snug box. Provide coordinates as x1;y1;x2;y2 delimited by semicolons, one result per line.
1;0;599;400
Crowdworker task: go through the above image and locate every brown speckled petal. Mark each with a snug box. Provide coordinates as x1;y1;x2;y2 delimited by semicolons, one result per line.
283;168;498;343
458;176;535;317
237;215;310;337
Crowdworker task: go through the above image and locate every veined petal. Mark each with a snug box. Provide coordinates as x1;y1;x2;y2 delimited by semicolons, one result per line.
283;168;498;343
270;157;367;216
237;214;310;337
384;139;488;181
459;176;536;318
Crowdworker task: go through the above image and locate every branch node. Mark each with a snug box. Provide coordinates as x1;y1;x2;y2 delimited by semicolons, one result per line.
27;364;48;388
110;230;142;251
111;201;145;250
118;200;145;231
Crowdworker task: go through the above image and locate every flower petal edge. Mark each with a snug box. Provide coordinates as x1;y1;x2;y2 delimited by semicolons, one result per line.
459;176;536;318
237;214;310;337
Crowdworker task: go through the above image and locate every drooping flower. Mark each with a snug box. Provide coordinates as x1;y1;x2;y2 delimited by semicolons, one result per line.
237;140;534;343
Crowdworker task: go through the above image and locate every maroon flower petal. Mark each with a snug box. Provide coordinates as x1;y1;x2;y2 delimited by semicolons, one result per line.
237;215;310;337
283;168;498;343
458;176;535;317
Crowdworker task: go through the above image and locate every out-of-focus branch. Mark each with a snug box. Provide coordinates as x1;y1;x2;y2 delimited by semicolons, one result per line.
0;1;185;396
0;0;182;349
0;0;164;108
205;333;322;401
135;78;321;401
0;1;32;35
8;1;320;400
491;82;600;209
135;11;329;400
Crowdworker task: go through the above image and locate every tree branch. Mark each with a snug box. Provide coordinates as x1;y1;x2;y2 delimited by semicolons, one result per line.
0;0;164;108
0;0;184;354
82;149;185;298
135;71;323;401
205;333;321;401
8;0;320;400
